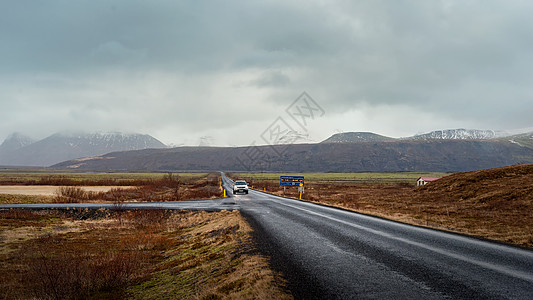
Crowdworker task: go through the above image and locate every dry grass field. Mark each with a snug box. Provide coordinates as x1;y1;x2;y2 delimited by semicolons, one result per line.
0;209;291;300
0;173;223;205
0;172;292;299
0;185;136;196
0;172;206;186
231;165;533;248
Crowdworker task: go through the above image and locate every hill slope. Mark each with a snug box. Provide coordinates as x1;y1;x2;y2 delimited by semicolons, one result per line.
417;164;533;203
413;164;533;246
505;132;533;149
321;132;395;143
53;139;533;172
0;132;167;167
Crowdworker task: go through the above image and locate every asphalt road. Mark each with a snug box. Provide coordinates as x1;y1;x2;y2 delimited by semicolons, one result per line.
221;173;533;299
0;198;239;211
2;175;532;299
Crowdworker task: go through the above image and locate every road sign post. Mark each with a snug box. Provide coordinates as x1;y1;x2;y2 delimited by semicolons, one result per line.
280;176;304;187
280;176;304;199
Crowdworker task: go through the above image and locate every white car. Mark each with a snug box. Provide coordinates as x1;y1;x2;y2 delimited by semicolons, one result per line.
233;180;249;194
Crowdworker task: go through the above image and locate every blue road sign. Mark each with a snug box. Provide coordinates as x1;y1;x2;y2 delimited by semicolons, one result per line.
280;176;304;186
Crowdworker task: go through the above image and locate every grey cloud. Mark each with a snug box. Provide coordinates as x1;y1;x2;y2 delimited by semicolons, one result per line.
249;71;291;88
1;0;532;144
90;41;147;66
1;1;345;73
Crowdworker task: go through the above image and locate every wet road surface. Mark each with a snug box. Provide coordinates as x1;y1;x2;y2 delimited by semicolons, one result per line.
221;173;533;299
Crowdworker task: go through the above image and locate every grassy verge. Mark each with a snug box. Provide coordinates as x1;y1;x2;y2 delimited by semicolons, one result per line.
0;209;291;299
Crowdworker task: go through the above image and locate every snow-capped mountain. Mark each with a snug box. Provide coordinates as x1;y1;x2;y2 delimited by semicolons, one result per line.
320;128;528;143
320;129;500;143
409;129;497;140
0;131;167;167
48;131;166;150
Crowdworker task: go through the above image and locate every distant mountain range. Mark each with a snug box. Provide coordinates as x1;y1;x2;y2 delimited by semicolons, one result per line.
409;128;498;140
52;129;533;172
322;128;520;143
0;132;167;167
4;128;533;172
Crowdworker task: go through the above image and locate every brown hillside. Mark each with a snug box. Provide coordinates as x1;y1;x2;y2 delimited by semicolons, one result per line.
418;164;533;204
413;164;533;246
52;139;533;172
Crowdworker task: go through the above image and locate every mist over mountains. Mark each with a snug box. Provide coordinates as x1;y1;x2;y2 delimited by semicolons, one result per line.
0;133;35;153
51;128;533;172
0;132;167;167
3;128;533;171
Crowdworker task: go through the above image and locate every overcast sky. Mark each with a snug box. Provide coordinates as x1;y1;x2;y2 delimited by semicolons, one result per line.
1;0;533;146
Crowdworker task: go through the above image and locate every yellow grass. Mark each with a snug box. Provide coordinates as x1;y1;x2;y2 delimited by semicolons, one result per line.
0;173;224;204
